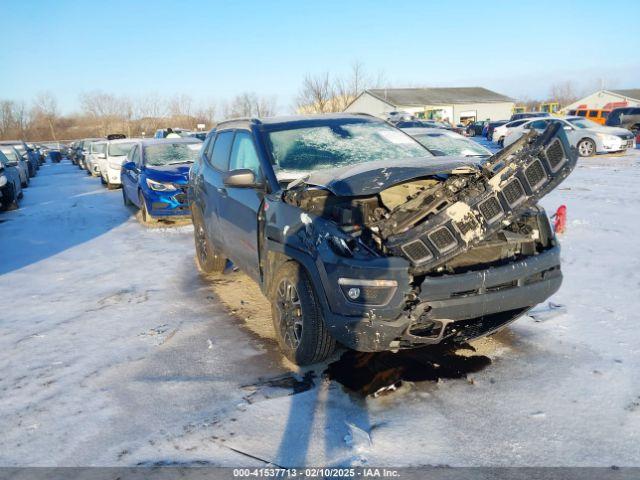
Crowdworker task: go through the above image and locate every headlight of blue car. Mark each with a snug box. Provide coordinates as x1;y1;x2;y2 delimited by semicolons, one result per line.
146;178;177;192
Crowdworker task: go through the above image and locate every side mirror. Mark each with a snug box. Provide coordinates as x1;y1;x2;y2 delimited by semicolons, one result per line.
123;161;136;171
223;169;259;188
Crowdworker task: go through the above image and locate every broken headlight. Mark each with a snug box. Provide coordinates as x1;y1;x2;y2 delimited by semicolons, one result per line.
146;178;177;192
338;278;398;306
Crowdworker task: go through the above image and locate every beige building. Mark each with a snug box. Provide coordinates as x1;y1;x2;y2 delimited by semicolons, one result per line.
561;89;640;112
344;87;515;124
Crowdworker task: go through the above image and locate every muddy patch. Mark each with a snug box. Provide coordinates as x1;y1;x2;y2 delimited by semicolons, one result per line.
326;345;491;397
208;269;278;344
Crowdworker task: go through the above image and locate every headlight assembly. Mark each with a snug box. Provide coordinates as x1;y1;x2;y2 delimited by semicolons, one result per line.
146;178;177;192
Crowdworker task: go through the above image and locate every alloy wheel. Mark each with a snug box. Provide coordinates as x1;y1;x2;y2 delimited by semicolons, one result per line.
195;223;209;266
578;140;594;156
275;278;303;349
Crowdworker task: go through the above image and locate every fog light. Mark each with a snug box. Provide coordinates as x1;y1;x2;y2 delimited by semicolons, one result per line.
338;278;398;306
347;287;361;300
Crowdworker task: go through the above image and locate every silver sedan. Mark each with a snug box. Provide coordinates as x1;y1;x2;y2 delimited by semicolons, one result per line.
503;116;635;156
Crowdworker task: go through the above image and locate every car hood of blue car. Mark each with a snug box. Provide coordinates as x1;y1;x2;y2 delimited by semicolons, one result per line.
144;163;192;184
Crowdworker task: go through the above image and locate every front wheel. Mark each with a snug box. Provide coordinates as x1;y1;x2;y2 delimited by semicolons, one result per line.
577;138;596;157
269;262;335;365
192;208;226;274
139;192;156;225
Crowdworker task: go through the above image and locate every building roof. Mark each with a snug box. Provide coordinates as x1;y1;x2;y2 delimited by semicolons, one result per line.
610;89;640;101
365;87;515;106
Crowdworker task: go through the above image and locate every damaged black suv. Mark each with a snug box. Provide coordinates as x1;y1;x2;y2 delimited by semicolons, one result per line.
188;114;576;365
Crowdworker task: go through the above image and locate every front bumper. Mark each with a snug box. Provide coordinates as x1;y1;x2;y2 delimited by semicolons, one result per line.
105;167;121;185
143;185;190;217
323;246;562;352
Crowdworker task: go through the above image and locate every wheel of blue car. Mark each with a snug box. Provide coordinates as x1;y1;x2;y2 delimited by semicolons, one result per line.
270;262;335;365
138;192;156;226
122;187;132;206
192;208;226;273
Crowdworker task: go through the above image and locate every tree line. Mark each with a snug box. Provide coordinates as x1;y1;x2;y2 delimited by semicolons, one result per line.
0;61;585;142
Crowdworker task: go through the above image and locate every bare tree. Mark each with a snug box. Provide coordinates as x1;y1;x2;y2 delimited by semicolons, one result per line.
32;91;59;140
296;62;386;113
548;81;578;107
223;92;277;119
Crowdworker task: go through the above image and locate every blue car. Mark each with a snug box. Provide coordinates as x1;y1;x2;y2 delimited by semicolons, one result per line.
121;138;203;224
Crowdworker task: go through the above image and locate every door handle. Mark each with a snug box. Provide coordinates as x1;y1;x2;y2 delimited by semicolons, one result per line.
217;186;227;196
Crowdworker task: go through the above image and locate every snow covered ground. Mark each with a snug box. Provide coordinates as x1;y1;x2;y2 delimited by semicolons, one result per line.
1;149;639;467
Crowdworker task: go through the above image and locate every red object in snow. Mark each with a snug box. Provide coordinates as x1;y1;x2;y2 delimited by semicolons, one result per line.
553;205;567;234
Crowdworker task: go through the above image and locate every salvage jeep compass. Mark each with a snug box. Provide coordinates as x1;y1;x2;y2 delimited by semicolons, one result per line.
188;114;576;365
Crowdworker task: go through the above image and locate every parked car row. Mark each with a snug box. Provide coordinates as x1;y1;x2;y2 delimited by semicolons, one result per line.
69;135;203;224
0;140;45;211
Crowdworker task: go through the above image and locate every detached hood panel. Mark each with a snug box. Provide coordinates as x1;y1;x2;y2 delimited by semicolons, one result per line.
293;156;478;196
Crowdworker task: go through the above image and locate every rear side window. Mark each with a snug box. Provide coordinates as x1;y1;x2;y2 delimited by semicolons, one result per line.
529;120;547;130
209;131;234;171
588;111;598;118
229;131;260;176
601;111;609;118
577;110;587;117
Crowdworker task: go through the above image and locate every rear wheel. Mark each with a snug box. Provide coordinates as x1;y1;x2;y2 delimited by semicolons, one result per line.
577;138;596;157
269;262;335;365
192;208;226;274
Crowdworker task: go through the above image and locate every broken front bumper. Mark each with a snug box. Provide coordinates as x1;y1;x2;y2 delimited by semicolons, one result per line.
324;246;561;352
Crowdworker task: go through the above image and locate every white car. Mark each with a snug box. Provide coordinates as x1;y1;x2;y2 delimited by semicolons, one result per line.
503;116;636;156
85;141;107;176
492;119;530;146
99;139;138;189
385;110;414;122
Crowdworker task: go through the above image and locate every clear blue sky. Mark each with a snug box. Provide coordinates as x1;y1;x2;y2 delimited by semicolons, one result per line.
1;0;638;114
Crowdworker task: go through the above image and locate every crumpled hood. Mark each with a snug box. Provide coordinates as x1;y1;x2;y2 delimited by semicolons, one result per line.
291;156;478;196
144;163;191;184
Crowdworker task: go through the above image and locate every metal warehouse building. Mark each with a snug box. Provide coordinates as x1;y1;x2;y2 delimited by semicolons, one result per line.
344;87;515;124
561;89;640;112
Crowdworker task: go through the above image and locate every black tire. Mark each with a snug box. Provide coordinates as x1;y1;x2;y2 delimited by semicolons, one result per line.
107;182;118;190
100;175;106;185
498;137;504;148
577;138;596;157
139;192;156;225
192;208;226;274
269;261;335;365
1;184;19;211
122;187;132;206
